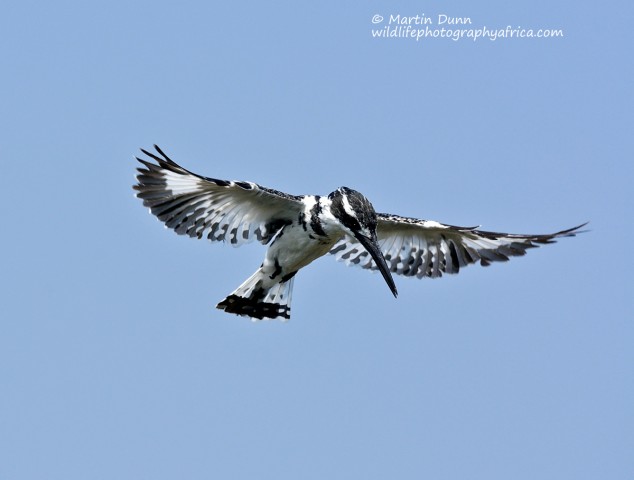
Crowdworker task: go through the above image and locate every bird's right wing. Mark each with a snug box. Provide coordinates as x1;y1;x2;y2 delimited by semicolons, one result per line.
330;213;586;278
134;145;304;246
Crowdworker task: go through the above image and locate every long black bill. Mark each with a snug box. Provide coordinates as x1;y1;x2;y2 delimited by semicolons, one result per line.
354;232;398;298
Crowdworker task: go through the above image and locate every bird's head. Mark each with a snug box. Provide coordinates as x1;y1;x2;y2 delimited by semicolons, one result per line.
328;187;398;297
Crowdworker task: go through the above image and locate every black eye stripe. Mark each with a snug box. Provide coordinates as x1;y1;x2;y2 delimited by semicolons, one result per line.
341;211;361;231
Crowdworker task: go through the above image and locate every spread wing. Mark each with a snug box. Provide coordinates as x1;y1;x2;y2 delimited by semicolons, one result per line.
134;145;304;246
330;213;586;278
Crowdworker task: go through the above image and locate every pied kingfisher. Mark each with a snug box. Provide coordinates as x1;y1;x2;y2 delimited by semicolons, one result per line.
134;145;585;321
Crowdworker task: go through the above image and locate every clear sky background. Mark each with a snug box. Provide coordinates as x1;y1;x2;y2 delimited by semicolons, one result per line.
1;1;632;479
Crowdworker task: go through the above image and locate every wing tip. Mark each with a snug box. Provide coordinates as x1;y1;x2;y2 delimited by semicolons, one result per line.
136;144;179;169
542;222;589;241
560;222;589;236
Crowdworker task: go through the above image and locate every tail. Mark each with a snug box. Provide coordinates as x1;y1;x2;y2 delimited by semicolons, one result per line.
216;269;295;321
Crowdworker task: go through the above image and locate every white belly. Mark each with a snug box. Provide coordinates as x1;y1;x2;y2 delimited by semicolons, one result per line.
266;224;340;273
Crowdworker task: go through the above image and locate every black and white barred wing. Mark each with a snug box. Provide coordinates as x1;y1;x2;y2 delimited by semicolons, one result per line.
330;213;586;278
134;145;303;246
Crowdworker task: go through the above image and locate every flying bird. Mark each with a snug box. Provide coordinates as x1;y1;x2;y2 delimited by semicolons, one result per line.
134;145;585;321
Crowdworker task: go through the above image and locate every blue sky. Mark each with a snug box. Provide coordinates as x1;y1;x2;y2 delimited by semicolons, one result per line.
1;1;632;479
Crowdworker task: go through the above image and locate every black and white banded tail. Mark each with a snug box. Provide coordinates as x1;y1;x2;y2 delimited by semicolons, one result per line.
216;269;295;320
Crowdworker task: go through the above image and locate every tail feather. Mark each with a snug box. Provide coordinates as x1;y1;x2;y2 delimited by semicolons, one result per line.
216;270;295;321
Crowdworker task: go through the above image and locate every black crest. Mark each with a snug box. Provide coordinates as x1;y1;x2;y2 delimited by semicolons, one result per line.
329;187;377;233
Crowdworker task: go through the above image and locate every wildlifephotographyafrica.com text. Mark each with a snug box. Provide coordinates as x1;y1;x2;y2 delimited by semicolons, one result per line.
370;13;564;42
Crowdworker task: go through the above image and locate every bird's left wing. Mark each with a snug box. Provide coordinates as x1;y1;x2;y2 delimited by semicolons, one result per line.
330;213;586;278
134;145;304;246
